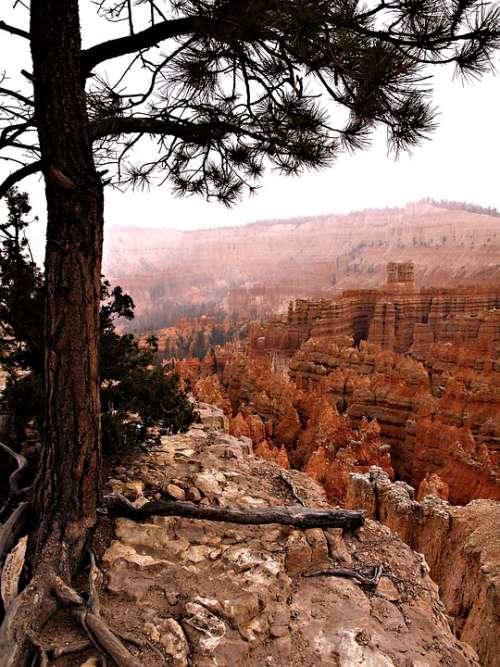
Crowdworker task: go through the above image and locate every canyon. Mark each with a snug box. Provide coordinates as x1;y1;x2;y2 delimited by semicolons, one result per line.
185;262;500;508
104;200;500;665
105;200;500;329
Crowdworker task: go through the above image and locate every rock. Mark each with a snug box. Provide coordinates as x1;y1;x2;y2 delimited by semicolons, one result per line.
146;618;189;667
270;624;289;638
186;545;212;563
304;528;329;564
284;531;312;575
182;602;226;653
187;486;202;502
377;577;400;602
166;483;186;501
324;528;352;565
194;472;222;495
346;467;500;665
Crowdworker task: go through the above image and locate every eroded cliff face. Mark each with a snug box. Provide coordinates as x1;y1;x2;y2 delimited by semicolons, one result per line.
346;467;500;666
90;406;480;667
289;337;500;504
105;203;500;323
255;284;500;357
192;353;395;505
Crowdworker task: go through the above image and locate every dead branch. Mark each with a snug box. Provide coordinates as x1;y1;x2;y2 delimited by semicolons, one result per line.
303;565;384;591
279;471;306;506
106;493;365;530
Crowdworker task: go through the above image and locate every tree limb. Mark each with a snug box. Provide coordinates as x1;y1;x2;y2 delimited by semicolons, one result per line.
106;493;365;530
82;16;196;74
91;115;238;143
0;87;33;107
0;20;29;40
0;161;42;200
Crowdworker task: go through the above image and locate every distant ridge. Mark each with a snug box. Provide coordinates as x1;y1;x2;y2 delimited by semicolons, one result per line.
108;199;500;236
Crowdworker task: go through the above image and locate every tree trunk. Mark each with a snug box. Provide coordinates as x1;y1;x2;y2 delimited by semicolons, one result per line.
27;0;103;578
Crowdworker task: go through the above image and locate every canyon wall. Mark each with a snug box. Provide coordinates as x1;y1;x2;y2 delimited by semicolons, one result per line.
105;202;500;325
346;467;500;666
253;274;500;357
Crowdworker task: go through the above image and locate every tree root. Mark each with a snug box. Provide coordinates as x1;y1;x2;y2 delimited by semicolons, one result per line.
0;502;30;621
0;503;29;562
303;564;384;591
0;442;31;517
50;557;143;667
106;493;364;530
278;471;306;506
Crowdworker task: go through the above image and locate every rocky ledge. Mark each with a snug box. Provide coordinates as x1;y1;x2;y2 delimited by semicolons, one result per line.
46;403;478;667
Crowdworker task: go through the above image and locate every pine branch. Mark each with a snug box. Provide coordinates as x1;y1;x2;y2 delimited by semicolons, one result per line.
0;20;29;40
0;162;42;200
82;16;196;74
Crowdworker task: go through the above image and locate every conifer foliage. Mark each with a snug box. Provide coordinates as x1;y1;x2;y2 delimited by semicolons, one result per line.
0;189;195;453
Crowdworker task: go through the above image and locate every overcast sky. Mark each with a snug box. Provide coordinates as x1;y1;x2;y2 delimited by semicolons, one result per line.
1;4;499;262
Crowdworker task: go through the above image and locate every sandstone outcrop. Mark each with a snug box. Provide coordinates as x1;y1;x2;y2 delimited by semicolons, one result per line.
85;407;481;666
346;467;500;666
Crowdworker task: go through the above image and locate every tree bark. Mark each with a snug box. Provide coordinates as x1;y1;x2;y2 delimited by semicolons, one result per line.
27;0;103;578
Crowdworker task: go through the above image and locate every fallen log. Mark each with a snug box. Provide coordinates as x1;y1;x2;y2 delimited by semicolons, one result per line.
106;493;365;530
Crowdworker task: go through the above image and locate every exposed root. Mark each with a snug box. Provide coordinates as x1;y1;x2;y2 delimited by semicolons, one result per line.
0;443;31;517
106;492;365;530
0;574;59;667
50;565;143;667
279;470;306;506
26;629;49;667
0;503;29;563
52;639;92;657
303;564;384;591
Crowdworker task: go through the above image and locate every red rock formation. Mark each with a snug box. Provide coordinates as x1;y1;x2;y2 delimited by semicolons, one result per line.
288;336;500;503
193;374;231;414
417;473;449;501
254;439;290;469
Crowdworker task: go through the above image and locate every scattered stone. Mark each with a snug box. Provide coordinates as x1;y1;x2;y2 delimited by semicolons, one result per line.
146;618;189;667
284;530;312;575
187;486;202;502
182;602;226;653
194;472;222;495
166;483;186;501
305;528;329;563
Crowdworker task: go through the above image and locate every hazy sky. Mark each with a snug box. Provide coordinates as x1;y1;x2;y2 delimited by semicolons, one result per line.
1;4;499;262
